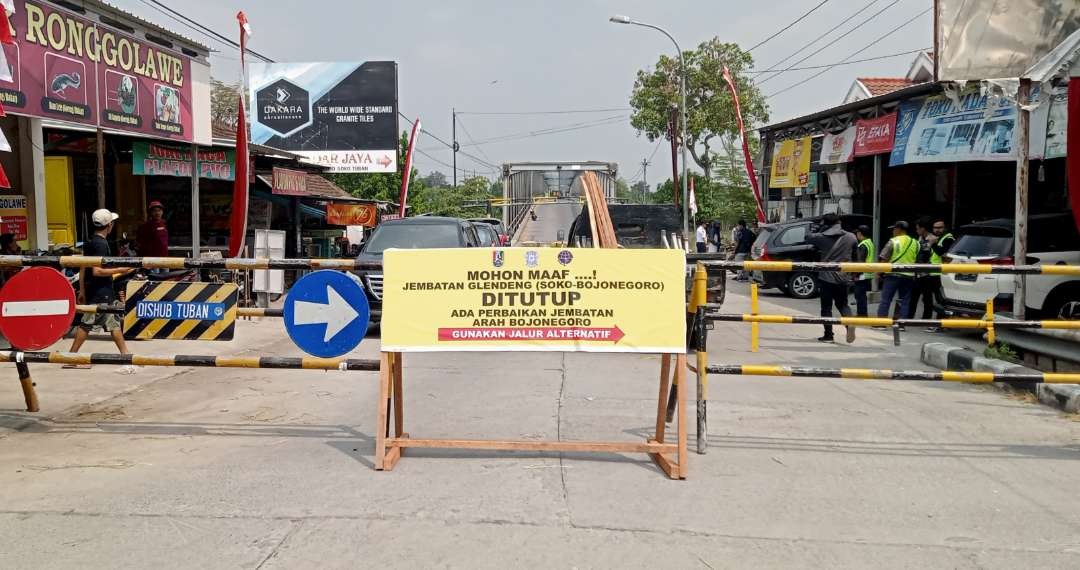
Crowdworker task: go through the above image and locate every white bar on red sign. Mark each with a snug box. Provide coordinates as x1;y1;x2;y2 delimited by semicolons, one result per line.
1;300;71;317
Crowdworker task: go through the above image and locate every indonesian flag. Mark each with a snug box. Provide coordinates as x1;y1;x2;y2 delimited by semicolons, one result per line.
228;12;252;258
398;118;421;217
0;0;14;45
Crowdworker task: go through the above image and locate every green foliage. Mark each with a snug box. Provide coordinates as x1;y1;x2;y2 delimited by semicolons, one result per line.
410;176;492;218
651;171;759;226
984;342;1020;364
629;38;769;178
210;78;240;127
328;133;424;204
615;177;635;202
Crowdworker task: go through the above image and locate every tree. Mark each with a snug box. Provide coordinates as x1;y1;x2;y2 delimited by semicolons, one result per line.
211;79;241;127
421;171;448;188
614;177;634;202
328;132;424;204
630;180;649;202
629;39;769;180
650;170;759;227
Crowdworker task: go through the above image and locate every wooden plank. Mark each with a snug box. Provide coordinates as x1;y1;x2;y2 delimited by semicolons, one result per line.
649;451;681;480
676;354;688;479
389;438;677;454
374;352;392;470
655;354;671;443
392;352;404;437
382;446;402;471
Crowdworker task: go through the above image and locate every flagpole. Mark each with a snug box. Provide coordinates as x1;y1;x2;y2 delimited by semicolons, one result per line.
399;118;421;217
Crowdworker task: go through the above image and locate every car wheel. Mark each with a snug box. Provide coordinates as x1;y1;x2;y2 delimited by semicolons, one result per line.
1043;287;1080;319
787;272;818;299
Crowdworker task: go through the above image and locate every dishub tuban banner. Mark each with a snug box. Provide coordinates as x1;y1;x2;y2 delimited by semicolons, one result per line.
380;248;686;353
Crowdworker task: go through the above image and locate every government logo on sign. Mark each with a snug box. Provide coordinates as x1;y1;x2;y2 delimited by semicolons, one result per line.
492;250;504;268
256;78;311;137
558;250;574;265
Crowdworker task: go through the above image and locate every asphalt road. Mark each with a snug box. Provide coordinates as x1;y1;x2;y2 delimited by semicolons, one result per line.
513;202;581;244
1;284;1079;568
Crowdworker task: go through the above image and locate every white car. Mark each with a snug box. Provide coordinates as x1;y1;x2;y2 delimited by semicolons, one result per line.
941;213;1080;318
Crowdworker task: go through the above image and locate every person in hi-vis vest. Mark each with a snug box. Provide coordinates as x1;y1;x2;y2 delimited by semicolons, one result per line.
853;225;875;317
876;220;918;323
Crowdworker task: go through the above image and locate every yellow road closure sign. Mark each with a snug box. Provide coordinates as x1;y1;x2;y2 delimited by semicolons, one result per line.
381;248;686;353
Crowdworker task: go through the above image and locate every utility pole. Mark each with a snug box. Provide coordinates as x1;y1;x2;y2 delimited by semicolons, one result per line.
452;108;459;187
640;158;650;204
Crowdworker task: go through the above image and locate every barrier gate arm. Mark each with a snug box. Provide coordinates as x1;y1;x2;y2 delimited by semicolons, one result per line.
703;313;1080;330
0;351;380;372
705;364;1080;384
684;257;1080;276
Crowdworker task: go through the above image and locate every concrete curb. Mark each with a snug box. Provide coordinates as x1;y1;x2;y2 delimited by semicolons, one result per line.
921;342;1080;413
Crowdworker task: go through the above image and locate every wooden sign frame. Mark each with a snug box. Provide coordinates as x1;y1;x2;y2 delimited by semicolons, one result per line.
373;350;688;479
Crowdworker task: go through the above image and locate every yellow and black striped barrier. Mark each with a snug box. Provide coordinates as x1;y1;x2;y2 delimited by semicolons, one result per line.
123;281;239;341
684;256;1080;276
0;351;379;371
0;255;381;271
706;364;1080;384
705;313;1080;330
79;304;284;318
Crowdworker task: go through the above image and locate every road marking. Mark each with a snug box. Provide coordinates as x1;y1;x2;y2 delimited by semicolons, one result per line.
1;299;70;317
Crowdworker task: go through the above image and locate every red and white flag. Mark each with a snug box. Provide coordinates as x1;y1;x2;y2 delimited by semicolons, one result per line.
228;12;252;258
688;177;698;219
398;118;421;217
722;66;766;224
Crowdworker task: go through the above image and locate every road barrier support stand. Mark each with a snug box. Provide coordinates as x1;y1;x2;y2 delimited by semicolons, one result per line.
373;351;690;479
15;362;37;412
750;283;760;353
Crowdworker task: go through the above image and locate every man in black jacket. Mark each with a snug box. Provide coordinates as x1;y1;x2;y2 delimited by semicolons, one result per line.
807;213;857;343
732;219;755;282
923;218;956;332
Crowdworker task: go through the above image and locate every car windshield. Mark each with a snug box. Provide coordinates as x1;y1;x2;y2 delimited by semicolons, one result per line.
362;223;460;254
752;227;773;248
950;232;1013;258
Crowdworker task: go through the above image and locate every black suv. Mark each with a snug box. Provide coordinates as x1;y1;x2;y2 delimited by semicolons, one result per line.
356;217;481;325
750;214;872;299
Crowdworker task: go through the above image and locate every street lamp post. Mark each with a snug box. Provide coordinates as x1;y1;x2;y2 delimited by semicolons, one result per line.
610;15;690;247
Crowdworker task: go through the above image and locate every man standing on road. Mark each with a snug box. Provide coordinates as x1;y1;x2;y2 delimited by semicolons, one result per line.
65;209;136;373
732;219;755;282
923;219;956;332
807;213;857;343
877;220;918;324
908;218;935;319
136;200;169;258
695;220;708;253
853;225;875;317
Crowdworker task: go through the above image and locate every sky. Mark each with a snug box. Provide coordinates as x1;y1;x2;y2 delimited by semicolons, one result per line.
110;0;934;186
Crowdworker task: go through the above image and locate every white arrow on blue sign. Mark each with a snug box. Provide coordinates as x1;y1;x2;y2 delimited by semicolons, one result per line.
283;270;370;357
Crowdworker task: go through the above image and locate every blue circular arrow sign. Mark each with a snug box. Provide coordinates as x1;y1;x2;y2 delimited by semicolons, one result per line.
283;270;370;357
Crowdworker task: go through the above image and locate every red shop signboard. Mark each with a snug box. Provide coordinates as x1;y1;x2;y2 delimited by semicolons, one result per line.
853;112;897;157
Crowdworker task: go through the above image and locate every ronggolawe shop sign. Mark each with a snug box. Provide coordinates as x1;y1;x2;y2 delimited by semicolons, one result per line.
0;0;194;140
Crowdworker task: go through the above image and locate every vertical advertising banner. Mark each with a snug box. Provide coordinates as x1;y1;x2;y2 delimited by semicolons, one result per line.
889;88;1017;166
768;137;812;188
0;194;28;240
819;126;856;165
248;62;399;173
0;0;195;141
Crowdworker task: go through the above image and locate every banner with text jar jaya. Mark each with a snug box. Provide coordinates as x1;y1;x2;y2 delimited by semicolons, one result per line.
380;248;685;353
0;0;194;141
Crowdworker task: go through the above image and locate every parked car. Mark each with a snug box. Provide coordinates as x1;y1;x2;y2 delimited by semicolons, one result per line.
355;217;482;326
750;214;872;299
468;217;509;246
941;213;1080;318
474;222;501;247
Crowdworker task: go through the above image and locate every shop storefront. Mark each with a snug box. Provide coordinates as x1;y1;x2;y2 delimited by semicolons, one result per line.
0;0;213;252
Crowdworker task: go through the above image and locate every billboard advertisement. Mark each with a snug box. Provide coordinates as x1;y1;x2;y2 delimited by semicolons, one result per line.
819;126;855;165
0;0;194;141
248;61;398;173
326;203;377;227
768;137;811;188
889;88;1017;166
937;0;1080;80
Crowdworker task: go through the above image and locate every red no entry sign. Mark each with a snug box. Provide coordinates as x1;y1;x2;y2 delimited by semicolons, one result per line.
0;267;76;350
